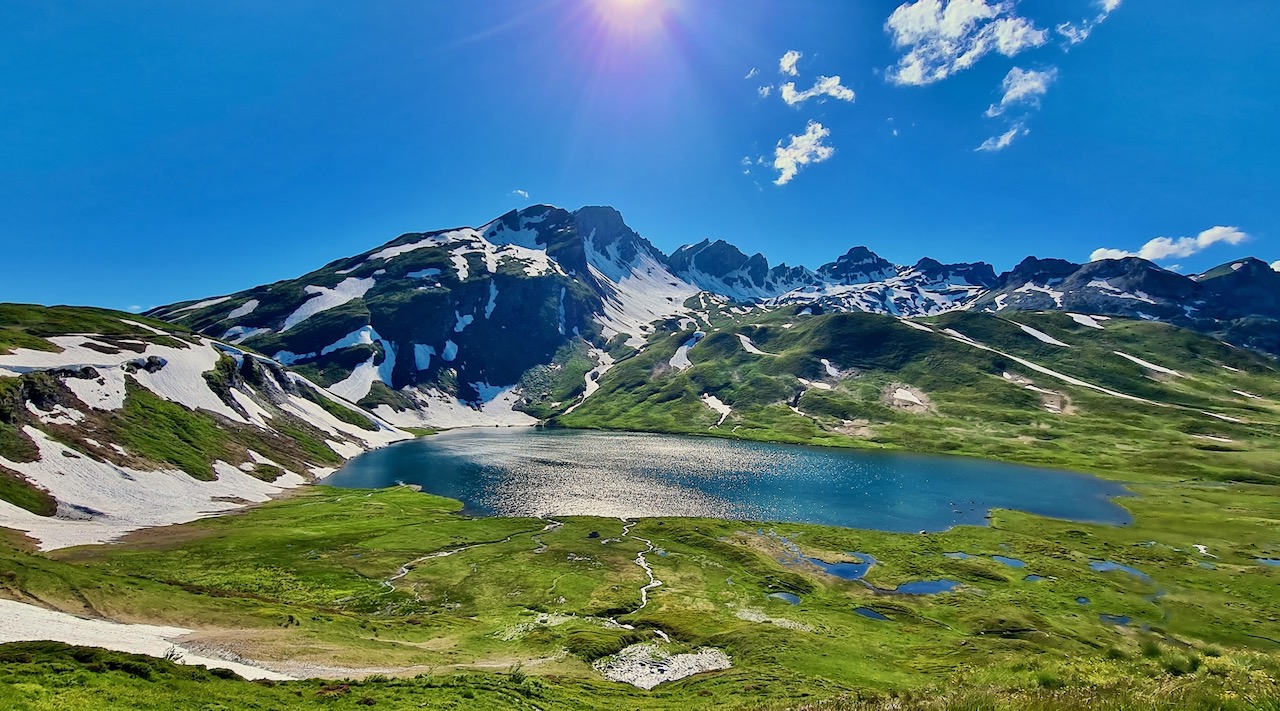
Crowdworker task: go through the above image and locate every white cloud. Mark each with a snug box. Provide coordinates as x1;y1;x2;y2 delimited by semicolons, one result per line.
773;121;834;185
745;67;758;79
780;76;856;106
1271;260;1280;272
1089;226;1249;262
1057;0;1122;46
779;50;802;76
758;85;772;98
128;305;142;313
1088;248;1133;261
885;0;1047;86
976;123;1028;151
512;189;529;199
986;66;1057;116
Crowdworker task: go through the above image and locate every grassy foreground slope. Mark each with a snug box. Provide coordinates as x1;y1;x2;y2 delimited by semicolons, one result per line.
1;478;1278;709
560;308;1280;486
2;306;1279;709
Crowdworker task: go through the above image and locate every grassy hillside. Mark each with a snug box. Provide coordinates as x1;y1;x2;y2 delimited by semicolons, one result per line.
2;303;1279;708
0;481;1274;708
558;309;1280;486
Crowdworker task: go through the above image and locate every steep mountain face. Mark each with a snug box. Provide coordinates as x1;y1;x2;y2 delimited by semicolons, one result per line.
0;305;407;550
816;246;897;285
772;257;999;316
154;206;697;428
668;239;820;300
975;255;1280;353
153;204;1279;431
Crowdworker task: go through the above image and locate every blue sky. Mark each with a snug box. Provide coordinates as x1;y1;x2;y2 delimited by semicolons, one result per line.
2;0;1278;311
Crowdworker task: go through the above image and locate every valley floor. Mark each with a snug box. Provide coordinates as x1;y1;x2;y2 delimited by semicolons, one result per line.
2;472;1279;709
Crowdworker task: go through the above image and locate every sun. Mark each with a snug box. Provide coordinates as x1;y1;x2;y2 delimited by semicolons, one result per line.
589;0;672;36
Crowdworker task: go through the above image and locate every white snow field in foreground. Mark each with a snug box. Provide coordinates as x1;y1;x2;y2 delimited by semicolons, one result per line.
0;599;293;681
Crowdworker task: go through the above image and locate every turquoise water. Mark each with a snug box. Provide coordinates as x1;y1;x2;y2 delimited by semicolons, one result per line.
327;428;1132;532
805;553;876;580
1090;560;1152;583
992;555;1027;568
892;579;960;595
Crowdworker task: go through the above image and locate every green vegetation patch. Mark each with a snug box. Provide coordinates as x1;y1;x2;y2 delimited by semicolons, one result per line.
0;464;55;516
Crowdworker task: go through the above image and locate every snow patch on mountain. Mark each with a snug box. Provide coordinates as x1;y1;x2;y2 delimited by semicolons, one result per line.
170;296;231;314
1114;352;1182;377
370;386;536;429
221;299;259;321
413;344;436;371
737;334;774;356
701;393;732;426
1067;313;1106;329
0;428;306;550
282;277;375;331
669;332;706;371
586;233;698;347
1018;324;1070;347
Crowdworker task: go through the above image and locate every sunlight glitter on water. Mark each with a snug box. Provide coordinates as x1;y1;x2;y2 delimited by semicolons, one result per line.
327;429;1133;532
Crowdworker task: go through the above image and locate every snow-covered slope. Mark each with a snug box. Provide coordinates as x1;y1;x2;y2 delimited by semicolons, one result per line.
154;204;1280;431
155;205;697;423
0;306;409;549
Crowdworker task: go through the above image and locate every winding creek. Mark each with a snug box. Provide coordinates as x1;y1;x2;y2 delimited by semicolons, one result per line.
327;428;1133;531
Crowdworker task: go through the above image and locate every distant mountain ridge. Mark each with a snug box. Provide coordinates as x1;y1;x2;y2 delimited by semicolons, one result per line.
151;205;1280;427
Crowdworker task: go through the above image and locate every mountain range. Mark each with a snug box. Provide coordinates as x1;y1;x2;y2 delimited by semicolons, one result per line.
150;205;1280;427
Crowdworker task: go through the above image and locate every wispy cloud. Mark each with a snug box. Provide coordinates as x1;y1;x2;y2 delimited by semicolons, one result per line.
986;66;1057;117
1090;226;1249;262
744;67;758;79
885;0;1047;86
780;76;856;106
128;305;142;313
773;121;834;185
976;123;1028;152
512;189;529;200
758;85;772;98
779;50;802;76
1057;0;1123;46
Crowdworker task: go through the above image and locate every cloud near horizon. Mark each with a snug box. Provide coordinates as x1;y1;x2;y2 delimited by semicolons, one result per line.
1089;226;1249;262
773;121;834;185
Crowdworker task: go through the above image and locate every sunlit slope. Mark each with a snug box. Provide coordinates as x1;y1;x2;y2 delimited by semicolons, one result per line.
0;303;407;549
561;308;1279;484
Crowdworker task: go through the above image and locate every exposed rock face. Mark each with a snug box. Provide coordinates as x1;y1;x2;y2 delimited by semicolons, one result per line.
816;246;896;285
153;205;1280;427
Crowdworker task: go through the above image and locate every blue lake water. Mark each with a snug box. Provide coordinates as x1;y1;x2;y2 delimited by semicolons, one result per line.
805;553;876;580
769;592;801;605
854;607;891;621
327;428;1133;532
892;579;960;595
1090;560;1152;583
992;555;1027;568
1258;559;1280;567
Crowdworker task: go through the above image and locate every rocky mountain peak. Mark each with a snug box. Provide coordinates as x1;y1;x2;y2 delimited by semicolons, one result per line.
816;246;895;285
